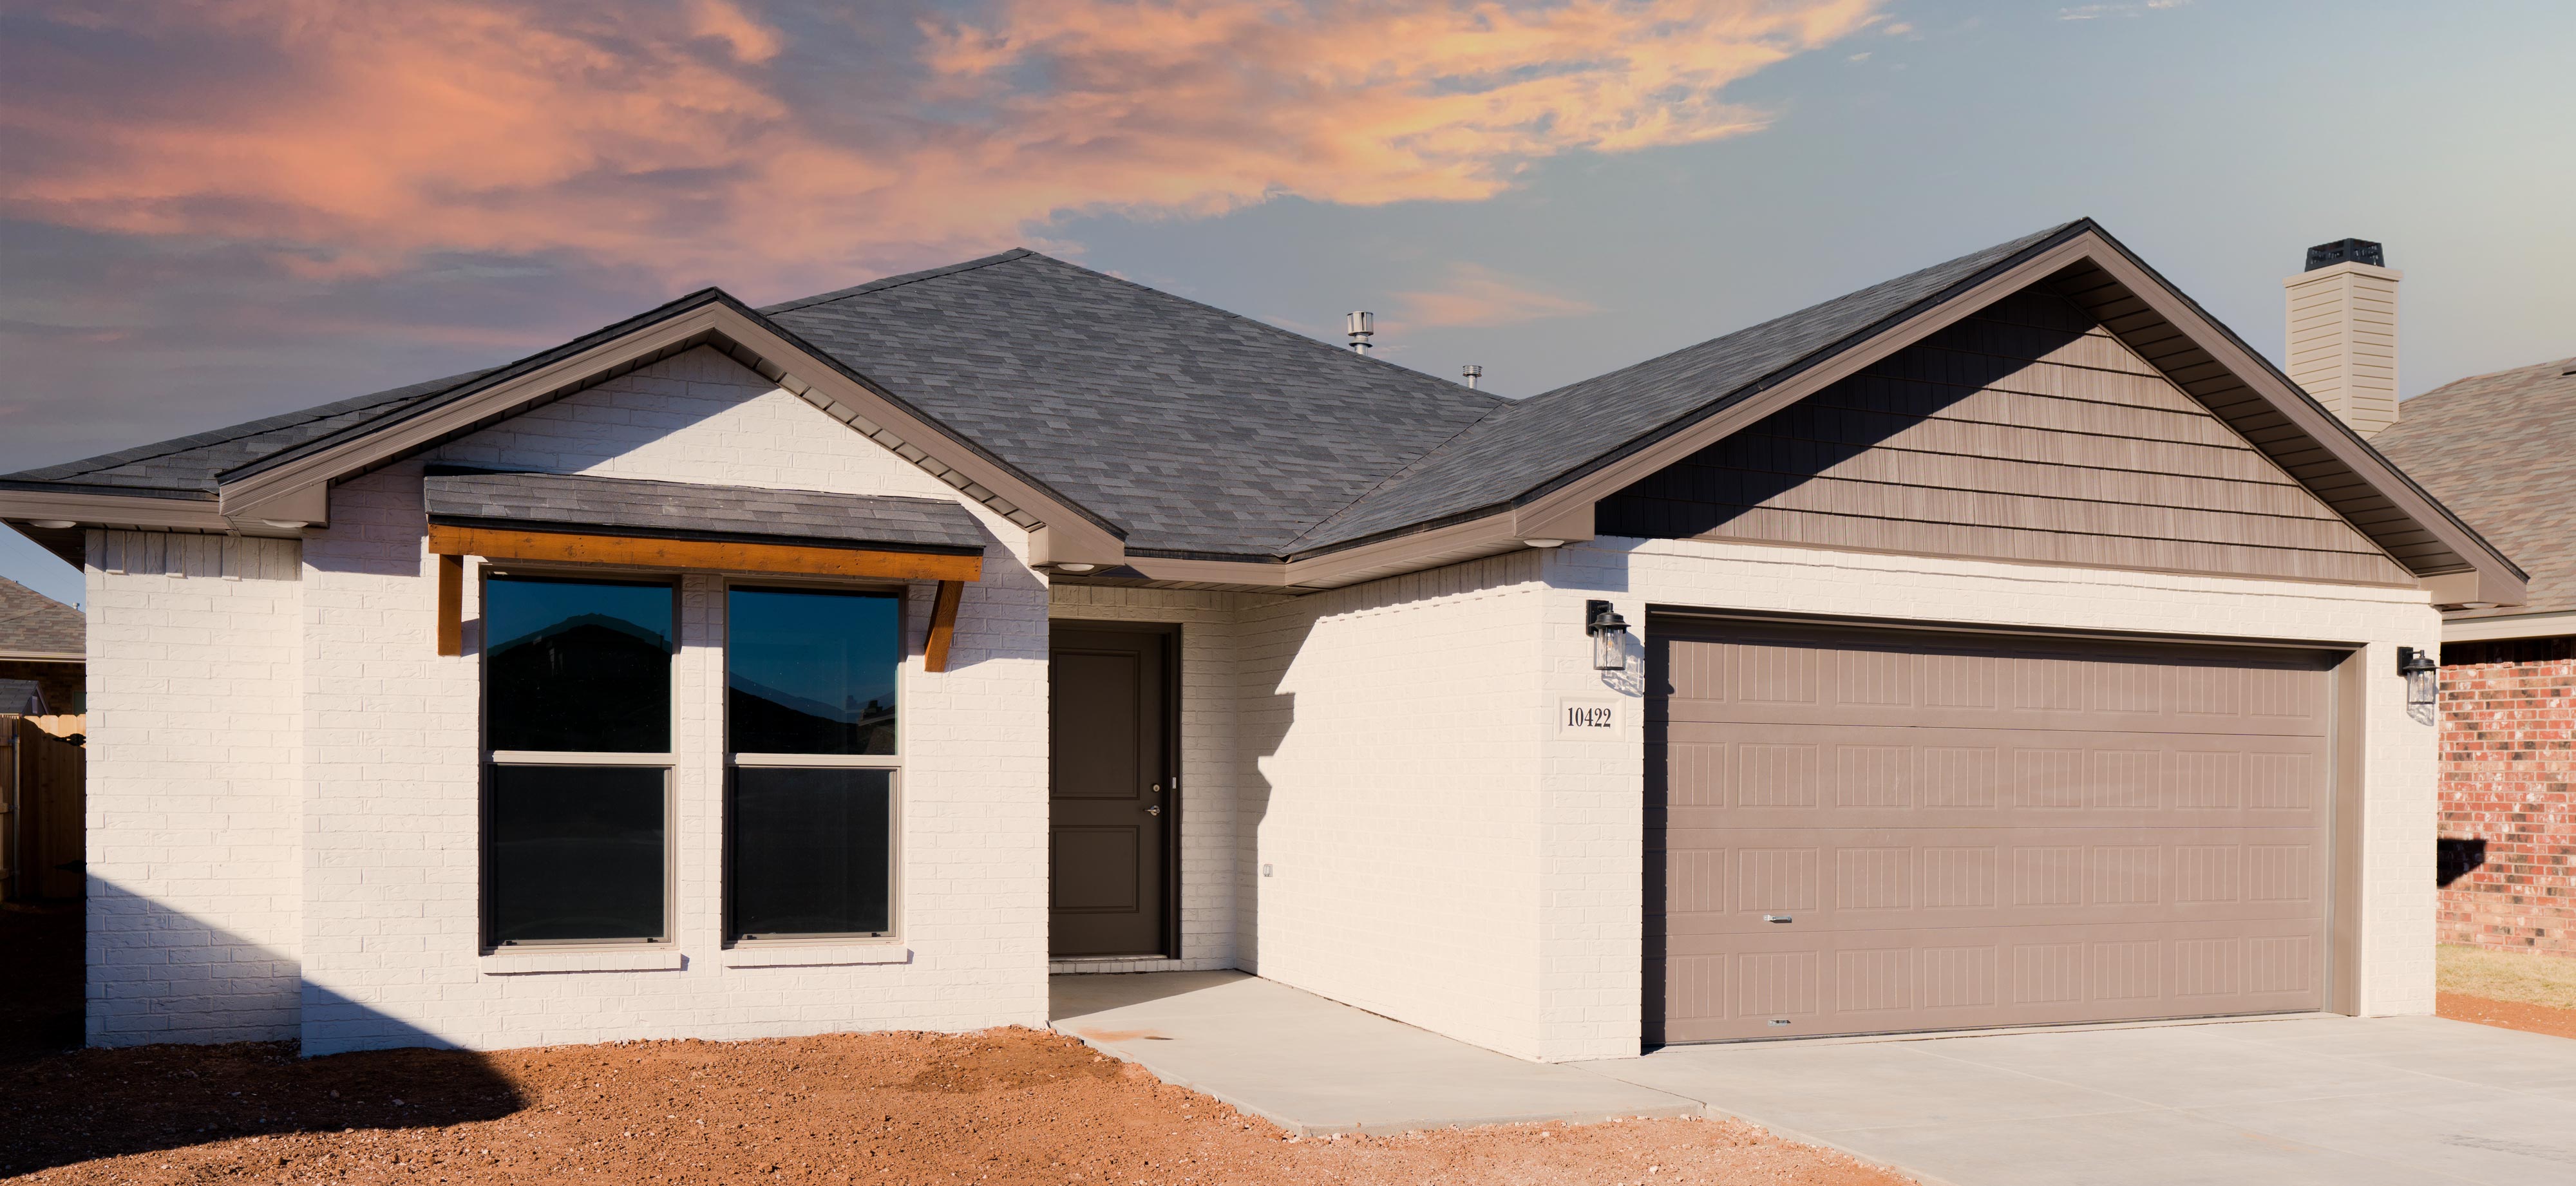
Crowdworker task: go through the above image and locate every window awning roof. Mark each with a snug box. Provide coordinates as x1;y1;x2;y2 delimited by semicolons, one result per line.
424;471;988;556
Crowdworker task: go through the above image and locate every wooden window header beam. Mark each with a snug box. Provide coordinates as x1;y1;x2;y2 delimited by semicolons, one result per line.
426;523;983;583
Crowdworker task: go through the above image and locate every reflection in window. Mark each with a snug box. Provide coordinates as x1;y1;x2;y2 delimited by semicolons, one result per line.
730;767;892;937
486;576;673;753
726;587;900;755
488;765;665;943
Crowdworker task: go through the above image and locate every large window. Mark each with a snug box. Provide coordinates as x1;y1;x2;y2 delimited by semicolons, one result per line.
726;587;901;941
483;574;674;946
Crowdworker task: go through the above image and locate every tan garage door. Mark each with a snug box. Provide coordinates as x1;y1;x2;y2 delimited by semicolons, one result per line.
1647;618;2336;1044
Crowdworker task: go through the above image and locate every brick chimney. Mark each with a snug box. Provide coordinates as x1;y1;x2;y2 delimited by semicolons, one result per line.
2282;238;2401;438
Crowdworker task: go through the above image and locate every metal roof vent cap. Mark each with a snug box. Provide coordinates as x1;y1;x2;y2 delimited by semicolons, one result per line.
1345;311;1374;354
1461;364;1482;389
2305;238;2385;270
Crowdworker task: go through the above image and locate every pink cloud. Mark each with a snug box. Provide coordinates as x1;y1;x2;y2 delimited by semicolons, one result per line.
1392;263;1596;328
1;1;1886;288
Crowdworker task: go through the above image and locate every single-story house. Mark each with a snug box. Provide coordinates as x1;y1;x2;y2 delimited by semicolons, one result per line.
0;218;2524;1059
2368;326;2576;955
0;576;83;713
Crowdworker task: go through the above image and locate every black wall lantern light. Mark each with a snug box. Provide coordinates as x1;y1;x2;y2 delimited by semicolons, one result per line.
1586;599;1631;672
2399;645;2437;725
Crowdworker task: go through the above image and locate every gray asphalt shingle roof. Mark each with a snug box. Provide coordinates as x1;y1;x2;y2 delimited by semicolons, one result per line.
424;471;987;553
2372;356;2576;619
3;221;2096;561
0;576;83;656
761;250;1504;556
1290;222;2081;552
0;678;46;714
4;370;497;498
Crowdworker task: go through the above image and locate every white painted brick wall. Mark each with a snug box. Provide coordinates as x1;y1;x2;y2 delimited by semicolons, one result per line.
1045;585;1269;973
284;346;1051;1053
86;531;305;1046
1234;551;1555;1059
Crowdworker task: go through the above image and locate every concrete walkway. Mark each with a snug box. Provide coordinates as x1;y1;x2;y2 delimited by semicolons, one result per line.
1053;972;2576;1184
1048;971;1695;1134
1583;1013;2576;1186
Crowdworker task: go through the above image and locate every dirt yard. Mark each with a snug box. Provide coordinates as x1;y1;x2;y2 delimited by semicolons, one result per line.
2437;943;2576;1041
0;1025;1908;1185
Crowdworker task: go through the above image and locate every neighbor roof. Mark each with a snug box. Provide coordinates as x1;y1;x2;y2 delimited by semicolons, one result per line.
0;576;83;658
424;471;988;555
2372;356;2576;619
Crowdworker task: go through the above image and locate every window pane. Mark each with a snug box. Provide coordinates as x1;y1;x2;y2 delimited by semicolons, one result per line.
731;767;892;937
488;765;664;943
727;587;900;755
486;576;672;753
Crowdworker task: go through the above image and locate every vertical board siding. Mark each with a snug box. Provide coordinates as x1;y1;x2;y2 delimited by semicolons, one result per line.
1597;287;2414;586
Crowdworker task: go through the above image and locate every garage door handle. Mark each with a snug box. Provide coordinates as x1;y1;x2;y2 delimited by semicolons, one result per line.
1764;914;1793;924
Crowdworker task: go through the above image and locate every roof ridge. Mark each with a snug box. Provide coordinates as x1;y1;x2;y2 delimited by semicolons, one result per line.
757;249;1039;315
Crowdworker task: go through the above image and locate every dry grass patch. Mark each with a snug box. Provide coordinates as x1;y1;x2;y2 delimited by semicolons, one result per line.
2438;944;2576;1011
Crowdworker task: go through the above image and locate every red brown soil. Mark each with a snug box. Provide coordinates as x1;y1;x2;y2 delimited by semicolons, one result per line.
2439;990;2576;1042
0;1026;1911;1185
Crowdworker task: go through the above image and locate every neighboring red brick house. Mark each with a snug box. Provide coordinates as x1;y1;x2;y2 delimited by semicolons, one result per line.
2375;355;2576;954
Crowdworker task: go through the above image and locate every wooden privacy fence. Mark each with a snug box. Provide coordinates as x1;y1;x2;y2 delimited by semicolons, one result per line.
1;713;84;901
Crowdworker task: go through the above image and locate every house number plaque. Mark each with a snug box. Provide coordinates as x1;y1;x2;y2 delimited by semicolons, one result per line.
1555;696;1625;738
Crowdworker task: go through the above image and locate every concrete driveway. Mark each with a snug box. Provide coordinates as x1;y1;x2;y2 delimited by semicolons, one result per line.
1584;1014;2576;1185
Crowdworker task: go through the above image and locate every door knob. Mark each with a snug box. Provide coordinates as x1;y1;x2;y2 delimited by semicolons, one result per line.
1146;804;1162;816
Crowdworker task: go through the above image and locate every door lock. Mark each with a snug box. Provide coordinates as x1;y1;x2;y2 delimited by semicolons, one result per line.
1146;804;1161;816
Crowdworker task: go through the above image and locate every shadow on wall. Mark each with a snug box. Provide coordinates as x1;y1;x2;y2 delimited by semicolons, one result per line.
88;879;468;1055
8;887;523;1178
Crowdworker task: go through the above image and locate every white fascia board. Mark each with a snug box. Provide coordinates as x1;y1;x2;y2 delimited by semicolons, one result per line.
0;487;232;532
2443;611;2576;644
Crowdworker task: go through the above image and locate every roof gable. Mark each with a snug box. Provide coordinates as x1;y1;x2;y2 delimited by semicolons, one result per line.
1597;287;2416;586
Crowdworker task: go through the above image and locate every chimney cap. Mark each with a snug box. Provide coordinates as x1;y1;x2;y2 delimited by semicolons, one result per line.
2305;238;2386;270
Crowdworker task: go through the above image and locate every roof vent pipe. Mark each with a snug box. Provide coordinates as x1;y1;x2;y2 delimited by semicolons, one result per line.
1461;364;1482;390
1345;311;1374;354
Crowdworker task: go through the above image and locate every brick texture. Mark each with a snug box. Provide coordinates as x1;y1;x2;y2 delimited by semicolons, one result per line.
2436;657;2576;954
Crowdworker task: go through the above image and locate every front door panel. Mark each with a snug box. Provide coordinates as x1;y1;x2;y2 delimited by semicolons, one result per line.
1050;626;1171;957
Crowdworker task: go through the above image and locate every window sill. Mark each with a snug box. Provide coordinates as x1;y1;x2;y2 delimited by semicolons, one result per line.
478;948;687;975
721;942;911;968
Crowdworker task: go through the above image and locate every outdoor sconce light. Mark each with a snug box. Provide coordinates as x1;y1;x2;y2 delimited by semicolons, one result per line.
1586;599;1631;672
2399;645;2438;725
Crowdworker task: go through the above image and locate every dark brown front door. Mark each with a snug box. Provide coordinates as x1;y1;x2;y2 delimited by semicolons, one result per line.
1049;625;1173;957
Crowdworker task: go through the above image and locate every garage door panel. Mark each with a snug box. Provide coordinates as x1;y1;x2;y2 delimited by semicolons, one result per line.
1653;633;2329;736
1651;918;2329;1042
1652;728;2330;829
1648;619;2334;1045
1652;826;2326;932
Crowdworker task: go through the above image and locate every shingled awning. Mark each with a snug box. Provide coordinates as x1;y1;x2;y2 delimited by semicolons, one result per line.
421;471;985;668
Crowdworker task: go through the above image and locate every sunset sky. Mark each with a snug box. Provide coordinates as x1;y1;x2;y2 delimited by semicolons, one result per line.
3;0;2572;605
